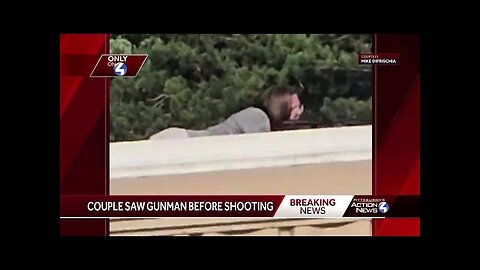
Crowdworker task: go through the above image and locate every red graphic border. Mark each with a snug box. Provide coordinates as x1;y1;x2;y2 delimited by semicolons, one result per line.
60;34;109;236
373;34;420;236
59;34;420;236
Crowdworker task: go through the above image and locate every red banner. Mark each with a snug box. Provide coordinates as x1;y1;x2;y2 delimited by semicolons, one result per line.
61;195;285;218
60;195;419;218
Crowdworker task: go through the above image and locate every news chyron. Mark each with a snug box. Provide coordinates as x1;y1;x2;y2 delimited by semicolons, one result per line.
90;54;148;77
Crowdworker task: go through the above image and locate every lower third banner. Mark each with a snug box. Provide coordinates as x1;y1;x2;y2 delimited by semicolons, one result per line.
60;195;419;218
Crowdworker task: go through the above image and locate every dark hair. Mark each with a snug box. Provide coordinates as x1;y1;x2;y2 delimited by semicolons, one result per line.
262;86;299;130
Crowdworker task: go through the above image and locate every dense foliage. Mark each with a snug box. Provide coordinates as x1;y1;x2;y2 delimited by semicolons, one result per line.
110;34;371;142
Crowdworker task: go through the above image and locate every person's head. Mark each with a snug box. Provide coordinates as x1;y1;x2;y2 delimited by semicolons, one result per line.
262;86;304;126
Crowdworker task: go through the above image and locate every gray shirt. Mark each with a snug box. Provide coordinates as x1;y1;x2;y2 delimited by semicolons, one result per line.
186;107;271;137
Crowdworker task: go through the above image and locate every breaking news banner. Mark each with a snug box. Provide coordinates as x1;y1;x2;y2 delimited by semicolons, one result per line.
60;195;419;218
358;53;399;65
90;54;148;77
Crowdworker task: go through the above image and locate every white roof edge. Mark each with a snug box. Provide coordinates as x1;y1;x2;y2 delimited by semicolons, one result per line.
110;125;372;179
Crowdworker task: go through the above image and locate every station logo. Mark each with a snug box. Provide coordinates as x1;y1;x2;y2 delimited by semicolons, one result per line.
113;62;127;76
378;201;390;213
90;54;148;77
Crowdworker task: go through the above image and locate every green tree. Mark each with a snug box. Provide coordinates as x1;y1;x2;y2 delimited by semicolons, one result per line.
109;34;372;142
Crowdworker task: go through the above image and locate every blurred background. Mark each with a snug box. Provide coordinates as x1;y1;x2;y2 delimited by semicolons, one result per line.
109;34;372;142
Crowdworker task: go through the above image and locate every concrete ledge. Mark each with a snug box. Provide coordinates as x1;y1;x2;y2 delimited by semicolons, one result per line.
110;161;372;195
110;217;371;236
109;126;373;236
110;125;372;179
